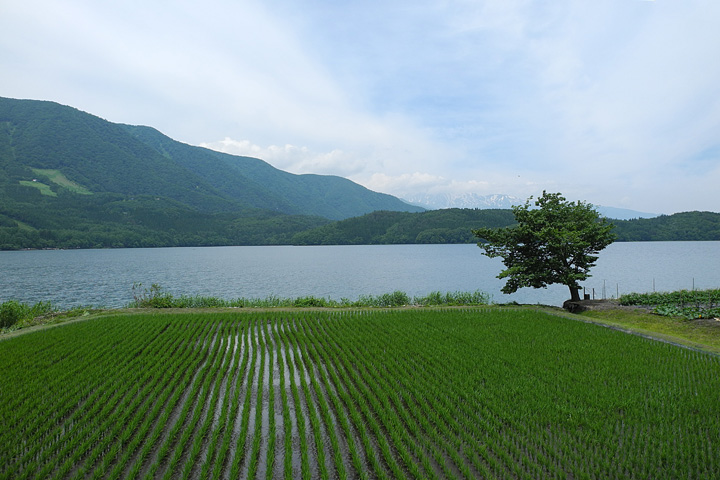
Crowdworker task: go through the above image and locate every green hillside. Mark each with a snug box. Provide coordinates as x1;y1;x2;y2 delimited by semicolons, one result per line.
0;97;424;249
124;125;417;220
289;208;720;245
611;211;720;241
0;97;422;218
291;208;517;244
1;97;716;250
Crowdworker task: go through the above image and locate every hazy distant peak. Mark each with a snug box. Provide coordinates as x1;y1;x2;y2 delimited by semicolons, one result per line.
402;192;659;220
402;193;521;210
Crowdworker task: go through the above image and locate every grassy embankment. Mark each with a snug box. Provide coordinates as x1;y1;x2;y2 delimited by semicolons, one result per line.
578;308;720;355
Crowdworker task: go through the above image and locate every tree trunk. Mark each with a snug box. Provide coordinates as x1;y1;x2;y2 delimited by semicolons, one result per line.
569;285;581;302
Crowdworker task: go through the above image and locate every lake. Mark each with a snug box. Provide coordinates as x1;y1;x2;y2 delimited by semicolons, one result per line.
2;242;720;309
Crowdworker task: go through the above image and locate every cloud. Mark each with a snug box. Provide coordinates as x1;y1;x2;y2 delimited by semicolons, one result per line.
201;138;366;177
1;0;719;214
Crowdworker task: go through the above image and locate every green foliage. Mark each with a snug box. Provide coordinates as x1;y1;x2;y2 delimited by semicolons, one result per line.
130;283;175;308
620;288;720;320
292;296;330;307
0;300;54;329
0;301;26;328
414;290;492;306
358;290;410;307
292;208;517;245
612;211;720;241
474;191;616;301
125;285;490;309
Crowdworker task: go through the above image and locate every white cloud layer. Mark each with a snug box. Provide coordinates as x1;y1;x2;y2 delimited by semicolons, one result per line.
1;0;719;214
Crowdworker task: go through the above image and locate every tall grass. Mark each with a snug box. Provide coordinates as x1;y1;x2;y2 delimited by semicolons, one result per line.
128;283;491;309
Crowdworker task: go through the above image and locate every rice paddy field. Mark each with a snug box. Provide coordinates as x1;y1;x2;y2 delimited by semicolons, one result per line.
1;308;719;479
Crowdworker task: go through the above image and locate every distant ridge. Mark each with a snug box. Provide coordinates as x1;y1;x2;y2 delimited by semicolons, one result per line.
403;192;521;210
403;192;658;220
594;206;658;221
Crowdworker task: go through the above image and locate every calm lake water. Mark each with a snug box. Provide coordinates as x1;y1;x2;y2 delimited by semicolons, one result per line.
2;242;719;309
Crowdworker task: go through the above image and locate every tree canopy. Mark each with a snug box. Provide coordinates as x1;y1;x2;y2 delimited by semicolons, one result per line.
473;191;616;302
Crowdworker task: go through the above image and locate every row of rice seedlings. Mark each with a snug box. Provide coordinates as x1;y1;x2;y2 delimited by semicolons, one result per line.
74;319;196;478
291;316;369;480
321;312;472;479
274;318;312;480
284;318;331;479
228;318;259;479
245;317;267;479
197;323;244;480
268;318;295;479
32;319;182;480
0;316;154;468
123;317;218;480
295;316;360;480
109;317;214;480
142;320;224;479
161;322;229;480
264;319;277;480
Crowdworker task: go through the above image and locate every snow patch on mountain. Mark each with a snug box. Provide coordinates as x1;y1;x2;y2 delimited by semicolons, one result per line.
402;193;659;220
402;193;522;210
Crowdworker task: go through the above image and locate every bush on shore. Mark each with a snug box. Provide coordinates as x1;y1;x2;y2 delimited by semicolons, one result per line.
0;300;54;329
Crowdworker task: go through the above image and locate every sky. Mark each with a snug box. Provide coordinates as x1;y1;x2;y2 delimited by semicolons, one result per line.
1;0;719;214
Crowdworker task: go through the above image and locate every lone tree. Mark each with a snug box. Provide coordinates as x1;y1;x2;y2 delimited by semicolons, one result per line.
473;191;616;302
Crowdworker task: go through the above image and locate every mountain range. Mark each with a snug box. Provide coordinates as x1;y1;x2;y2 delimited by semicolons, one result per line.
403;192;658;220
0;96;422;220
0;96;714;250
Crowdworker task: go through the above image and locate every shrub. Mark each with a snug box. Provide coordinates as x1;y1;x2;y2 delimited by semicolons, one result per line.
130;283;175;308
293;296;328;308
376;291;410;307
0;300;28;328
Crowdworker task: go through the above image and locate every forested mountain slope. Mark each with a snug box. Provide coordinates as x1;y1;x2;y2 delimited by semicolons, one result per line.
1;97;716;250
0;97;422;219
289;209;720;245
0;97;422;249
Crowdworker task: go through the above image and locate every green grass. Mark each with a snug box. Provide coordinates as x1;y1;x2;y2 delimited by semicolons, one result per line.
578;308;720;355
31;168;93;195
129;283;491;309
1;308;719;479
19;180;57;196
